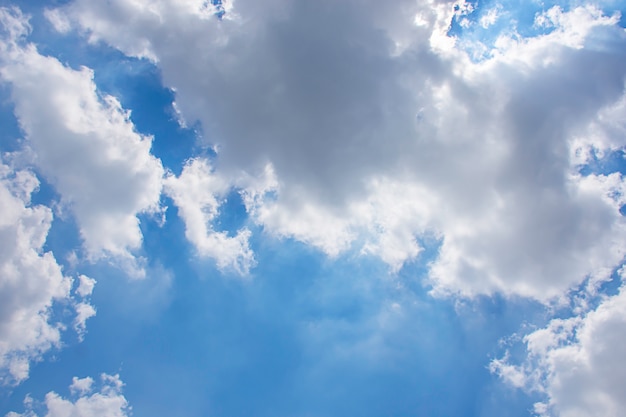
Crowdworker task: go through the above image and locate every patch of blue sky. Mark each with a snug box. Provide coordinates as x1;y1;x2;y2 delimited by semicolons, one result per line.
210;0;226;19
5;1;77;62
579;148;626;176
94;247;536;416
572;265;625;307
33;183;84;272
449;1;554;43
92;59;203;175
211;189;250;236
1;202;542;417
0;87;21;154
139;196;193;269
0;0;71;9
397;232;442;280
597;264;624;297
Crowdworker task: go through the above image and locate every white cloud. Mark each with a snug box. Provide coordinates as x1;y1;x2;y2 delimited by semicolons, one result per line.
491;5;622;65
73;275;97;342
164;158;256;274
76;275;96;298
492;279;626;417
6;373;130;417
0;161;71;385
479;6;500;29
73;302;96;342
52;0;626;301
43;8;71;34
70;376;94;395
0;7;164;278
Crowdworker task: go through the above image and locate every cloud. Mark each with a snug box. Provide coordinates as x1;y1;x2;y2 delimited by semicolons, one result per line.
73;275;96;340
76;274;96;298
164;157;258;274
6;373;130;417
73;302;96;342
479;6;500;29
0;160;71;385
0;7;164;277
492;276;626;417
43;8;71;34
70;376;94;395
53;0;626;300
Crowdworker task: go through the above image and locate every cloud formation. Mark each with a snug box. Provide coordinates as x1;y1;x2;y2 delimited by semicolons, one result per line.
164;158;256;274
6;373;130;417
0;7;164;277
52;0;626;300
492;276;626;417
0;161;76;385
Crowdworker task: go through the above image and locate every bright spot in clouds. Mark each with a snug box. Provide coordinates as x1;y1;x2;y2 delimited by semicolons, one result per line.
0;0;626;416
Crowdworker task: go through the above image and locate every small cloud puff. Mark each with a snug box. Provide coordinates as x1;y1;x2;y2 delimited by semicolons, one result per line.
76;275;96;298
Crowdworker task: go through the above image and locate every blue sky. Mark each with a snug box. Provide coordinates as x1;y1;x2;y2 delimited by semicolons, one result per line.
1;0;626;416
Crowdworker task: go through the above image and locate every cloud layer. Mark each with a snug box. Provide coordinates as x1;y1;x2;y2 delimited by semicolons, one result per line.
54;0;626;300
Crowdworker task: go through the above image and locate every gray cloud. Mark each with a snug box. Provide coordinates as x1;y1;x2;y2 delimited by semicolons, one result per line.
46;0;626;301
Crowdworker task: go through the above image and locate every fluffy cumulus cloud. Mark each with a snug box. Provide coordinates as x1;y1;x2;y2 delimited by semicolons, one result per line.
52;0;626;300
6;373;130;417
0;160;91;385
0;7;164;277
0;10;105;384
492;277;626;417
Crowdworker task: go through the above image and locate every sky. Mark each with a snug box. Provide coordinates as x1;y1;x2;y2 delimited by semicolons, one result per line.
0;0;626;416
